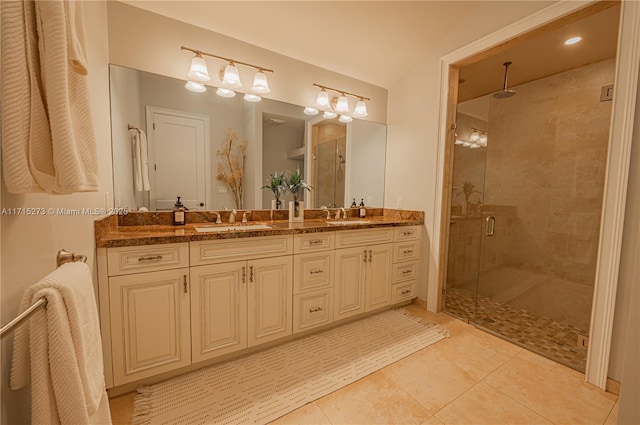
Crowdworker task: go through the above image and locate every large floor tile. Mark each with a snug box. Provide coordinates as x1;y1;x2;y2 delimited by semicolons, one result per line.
269;402;331;425
484;350;616;424
604;401;618;425
316;371;430;425
109;392;135;425
434;382;551;424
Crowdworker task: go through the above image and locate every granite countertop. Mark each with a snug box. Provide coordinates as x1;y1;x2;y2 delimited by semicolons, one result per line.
95;208;424;248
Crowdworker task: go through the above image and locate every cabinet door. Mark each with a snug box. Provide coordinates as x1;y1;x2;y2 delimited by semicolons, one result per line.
366;243;393;312
293;251;334;294
334;246;366;321
190;262;247;363
109;268;191;385
247;256;293;347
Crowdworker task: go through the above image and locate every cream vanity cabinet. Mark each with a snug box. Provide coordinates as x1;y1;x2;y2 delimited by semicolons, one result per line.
190;235;293;356
292;233;335;333
103;243;191;386
390;226;421;303
334;228;395;321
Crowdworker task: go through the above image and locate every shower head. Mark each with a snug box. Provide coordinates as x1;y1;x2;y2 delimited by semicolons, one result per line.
493;61;516;99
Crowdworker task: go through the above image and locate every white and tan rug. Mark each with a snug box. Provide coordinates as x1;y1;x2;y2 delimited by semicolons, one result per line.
132;308;449;425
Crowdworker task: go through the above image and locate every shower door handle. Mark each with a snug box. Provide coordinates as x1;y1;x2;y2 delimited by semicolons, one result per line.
486;216;495;236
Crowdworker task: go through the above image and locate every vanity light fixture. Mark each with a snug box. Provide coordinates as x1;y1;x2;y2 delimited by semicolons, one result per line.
304;107;320;115
456;128;488;149
323;111;337;119
311;83;370;120
181;46;274;100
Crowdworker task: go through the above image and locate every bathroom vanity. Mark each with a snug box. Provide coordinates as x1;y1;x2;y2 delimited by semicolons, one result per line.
95;209;423;391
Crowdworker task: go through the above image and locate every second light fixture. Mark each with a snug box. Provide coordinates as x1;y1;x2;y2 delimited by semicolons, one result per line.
306;83;370;121
182;46;273;102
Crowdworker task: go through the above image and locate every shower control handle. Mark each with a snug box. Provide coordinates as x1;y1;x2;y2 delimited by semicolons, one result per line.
486;216;496;236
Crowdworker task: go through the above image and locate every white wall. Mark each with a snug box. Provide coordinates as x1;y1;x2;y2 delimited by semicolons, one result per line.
0;2;112;423
347;120;386;207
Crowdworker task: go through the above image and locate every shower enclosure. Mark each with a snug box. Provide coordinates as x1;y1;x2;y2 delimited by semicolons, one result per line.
443;57;616;372
310;121;346;208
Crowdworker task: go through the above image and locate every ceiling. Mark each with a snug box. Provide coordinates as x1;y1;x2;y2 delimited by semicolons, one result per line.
457;2;620;101
119;1;555;89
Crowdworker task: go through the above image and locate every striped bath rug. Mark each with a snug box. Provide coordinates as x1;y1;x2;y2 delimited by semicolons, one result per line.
132;308;449;425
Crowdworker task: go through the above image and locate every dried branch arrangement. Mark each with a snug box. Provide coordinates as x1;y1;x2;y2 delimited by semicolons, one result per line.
216;128;247;209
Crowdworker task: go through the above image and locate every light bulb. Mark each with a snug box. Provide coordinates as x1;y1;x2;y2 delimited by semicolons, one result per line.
454;139;465;145
185;81;206;93
315;89;330;107
251;71;270;94
187;54;210;82
244;93;261;102
353;100;368;117
339;115;353;123
221;63;242;89
216;87;236;98
469;131;480;142
335;95;349;113
323;111;337;119
304;107;319;115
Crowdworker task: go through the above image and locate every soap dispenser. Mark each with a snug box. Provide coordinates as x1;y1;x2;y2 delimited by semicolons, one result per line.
173;196;186;225
359;198;366;218
351;198;358;208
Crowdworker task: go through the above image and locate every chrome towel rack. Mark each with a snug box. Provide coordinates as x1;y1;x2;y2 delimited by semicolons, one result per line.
0;250;87;339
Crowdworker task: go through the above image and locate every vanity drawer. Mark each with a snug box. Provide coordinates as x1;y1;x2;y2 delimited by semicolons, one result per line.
294;251;334;294
107;243;189;276
335;228;394;248
293;289;334;334
191;235;292;266
294;232;335;253
391;281;416;304
391;260;419;283
394;226;421;242
393;241;420;263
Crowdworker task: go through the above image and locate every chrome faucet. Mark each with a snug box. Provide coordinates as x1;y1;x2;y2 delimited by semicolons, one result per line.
242;210;251;223
212;211;222;224
340;207;347;219
321;206;331;220
229;209;237;224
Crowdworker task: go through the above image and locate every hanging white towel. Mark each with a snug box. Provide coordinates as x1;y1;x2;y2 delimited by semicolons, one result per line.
0;0;99;194
132;129;151;191
10;262;112;425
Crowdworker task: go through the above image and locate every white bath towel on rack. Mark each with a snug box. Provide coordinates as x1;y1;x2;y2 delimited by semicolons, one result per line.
10;262;111;425
132;129;151;192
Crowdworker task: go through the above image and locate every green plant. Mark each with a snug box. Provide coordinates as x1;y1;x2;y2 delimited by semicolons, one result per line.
261;171;286;209
283;168;312;203
454;180;482;203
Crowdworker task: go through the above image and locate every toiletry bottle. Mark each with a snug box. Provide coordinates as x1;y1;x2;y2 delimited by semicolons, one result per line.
359;199;366;218
351;198;357;208
173;196;186;225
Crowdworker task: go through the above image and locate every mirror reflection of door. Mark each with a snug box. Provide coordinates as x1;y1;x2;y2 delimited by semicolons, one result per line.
311;121;346;208
146;107;210;210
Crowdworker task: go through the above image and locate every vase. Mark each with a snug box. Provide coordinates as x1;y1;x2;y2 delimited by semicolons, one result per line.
289;200;304;223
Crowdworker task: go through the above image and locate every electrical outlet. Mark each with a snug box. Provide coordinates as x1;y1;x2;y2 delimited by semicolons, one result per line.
396;197;403;209
577;335;589;349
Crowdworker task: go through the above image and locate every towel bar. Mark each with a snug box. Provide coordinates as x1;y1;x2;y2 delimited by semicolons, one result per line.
0;250;87;339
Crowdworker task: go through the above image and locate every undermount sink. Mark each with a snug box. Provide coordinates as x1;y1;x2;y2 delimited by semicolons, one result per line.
326;220;372;226
194;223;272;233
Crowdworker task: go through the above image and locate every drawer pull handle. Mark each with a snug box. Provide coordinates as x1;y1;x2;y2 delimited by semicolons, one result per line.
309;239;323;245
401;289;411;295
183;275;188;293
309;307;323;313
402;231;413;236
310;269;324;275
368;250;373;263
242;266;246;283
402;270;412;275
249;266;254;283
402;249;414;255
363;249;368;263
138;255;163;262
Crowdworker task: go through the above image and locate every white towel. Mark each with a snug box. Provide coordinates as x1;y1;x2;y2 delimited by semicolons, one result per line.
10;262;112;425
132;129;151;192
1;0;99;194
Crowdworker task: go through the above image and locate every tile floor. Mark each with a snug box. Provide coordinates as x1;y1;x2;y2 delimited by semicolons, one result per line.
109;305;618;425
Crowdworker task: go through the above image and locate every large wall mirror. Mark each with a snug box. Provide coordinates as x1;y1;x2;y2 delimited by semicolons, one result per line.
109;65;386;212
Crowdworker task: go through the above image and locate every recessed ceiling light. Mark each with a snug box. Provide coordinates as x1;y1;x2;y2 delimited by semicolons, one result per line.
564;36;582;46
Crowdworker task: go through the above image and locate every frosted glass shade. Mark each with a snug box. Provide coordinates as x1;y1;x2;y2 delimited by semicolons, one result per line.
469;131;480;142
353;100;368;117
335;95;349;113
221;63;242;89
304;107;319;115
185;81;207;93
339;115;353;123
187;54;210;82
216;87;236;98
479;134;488;146
251;71;270;93
244;93;262;102
323;111;337;119
315;89;330;107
